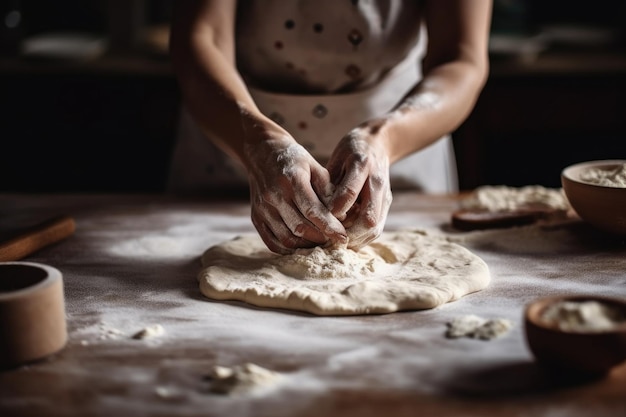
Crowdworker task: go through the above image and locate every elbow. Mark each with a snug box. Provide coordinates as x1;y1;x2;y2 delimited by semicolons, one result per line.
475;53;490;94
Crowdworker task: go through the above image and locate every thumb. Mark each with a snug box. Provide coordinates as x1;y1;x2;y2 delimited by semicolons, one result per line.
310;164;335;209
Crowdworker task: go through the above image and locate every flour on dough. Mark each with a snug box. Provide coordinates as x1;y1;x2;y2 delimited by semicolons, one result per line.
461;185;570;212
198;230;490;316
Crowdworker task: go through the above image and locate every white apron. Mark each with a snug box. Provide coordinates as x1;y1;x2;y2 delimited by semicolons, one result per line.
167;0;457;194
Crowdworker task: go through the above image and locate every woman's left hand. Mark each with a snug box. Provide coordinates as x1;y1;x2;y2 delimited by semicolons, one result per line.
326;122;392;250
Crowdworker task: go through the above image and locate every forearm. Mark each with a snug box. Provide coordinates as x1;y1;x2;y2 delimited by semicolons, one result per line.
365;0;491;164
170;2;288;169
381;57;488;163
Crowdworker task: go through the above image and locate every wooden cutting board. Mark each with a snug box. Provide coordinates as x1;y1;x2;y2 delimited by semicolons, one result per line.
451;207;569;231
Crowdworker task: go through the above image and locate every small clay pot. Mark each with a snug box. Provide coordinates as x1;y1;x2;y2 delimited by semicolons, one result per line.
0;262;67;369
525;295;626;376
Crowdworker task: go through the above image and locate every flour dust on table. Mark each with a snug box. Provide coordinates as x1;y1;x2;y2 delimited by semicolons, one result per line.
198;230;491;316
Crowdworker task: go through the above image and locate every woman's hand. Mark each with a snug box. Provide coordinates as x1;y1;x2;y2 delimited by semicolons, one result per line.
245;131;348;254
326;122;392;250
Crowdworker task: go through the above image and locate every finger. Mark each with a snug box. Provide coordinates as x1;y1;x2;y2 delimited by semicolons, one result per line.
255;220;292;255
252;205;317;254
345;203;378;250
256;184;327;246
257;221;317;255
346;178;390;249
310;164;335;208
342;202;361;228
275;199;331;245
329;161;369;221
291;176;348;246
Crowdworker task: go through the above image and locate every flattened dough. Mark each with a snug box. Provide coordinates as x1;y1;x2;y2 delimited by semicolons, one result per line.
198;231;490;316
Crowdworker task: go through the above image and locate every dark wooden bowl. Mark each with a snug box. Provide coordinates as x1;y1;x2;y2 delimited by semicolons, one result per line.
561;160;626;235
525;295;626;376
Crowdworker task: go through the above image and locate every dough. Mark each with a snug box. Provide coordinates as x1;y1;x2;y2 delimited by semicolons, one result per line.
460;185;570;212
198;230;490;316
208;363;283;395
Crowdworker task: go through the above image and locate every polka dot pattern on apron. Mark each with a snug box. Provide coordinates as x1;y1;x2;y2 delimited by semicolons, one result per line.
236;0;423;94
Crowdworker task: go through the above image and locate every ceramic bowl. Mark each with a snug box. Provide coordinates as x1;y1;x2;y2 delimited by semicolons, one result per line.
561;160;626;235
0;262;67;369
525;295;626;376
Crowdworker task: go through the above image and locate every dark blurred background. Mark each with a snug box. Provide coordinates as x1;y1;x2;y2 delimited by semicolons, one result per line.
0;0;625;193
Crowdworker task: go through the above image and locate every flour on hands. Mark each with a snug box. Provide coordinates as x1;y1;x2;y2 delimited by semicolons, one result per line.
245;134;347;254
327;127;392;250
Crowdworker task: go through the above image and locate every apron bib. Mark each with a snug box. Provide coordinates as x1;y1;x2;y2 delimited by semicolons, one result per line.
167;26;457;194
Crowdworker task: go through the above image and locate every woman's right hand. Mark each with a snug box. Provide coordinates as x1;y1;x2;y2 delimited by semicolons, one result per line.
244;128;348;254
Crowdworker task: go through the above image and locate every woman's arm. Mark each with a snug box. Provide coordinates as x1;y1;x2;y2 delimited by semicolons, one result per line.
170;0;256;162
384;0;492;161
327;0;492;248
170;1;347;253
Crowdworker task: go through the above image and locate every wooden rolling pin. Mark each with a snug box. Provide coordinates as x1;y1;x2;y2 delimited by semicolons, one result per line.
0;215;76;262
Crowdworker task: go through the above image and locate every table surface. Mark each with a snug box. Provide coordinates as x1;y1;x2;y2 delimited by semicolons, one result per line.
0;192;625;417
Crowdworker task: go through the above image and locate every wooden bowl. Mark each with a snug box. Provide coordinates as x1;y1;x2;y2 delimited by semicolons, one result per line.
525;295;626;376
561;160;626;235
0;262;67;369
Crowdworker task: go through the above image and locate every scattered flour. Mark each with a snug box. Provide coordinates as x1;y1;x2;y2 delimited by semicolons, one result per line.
461;185;570;212
79;322;166;342
132;324;165;340
448;223;583;255
97;323;124;340
579;163;626;188
154;386;184;400
207;363;283;395
446;315;513;340
541;300;625;332
109;236;185;258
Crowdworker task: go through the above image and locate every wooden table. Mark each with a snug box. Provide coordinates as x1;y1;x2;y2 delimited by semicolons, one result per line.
0;192;625;417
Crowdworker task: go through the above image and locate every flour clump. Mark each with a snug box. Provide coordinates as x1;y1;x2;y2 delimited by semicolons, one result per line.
132;324;165;340
276;245;384;279
579;163;626;188
541;300;625;332
446;315;513;340
208;363;283;395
